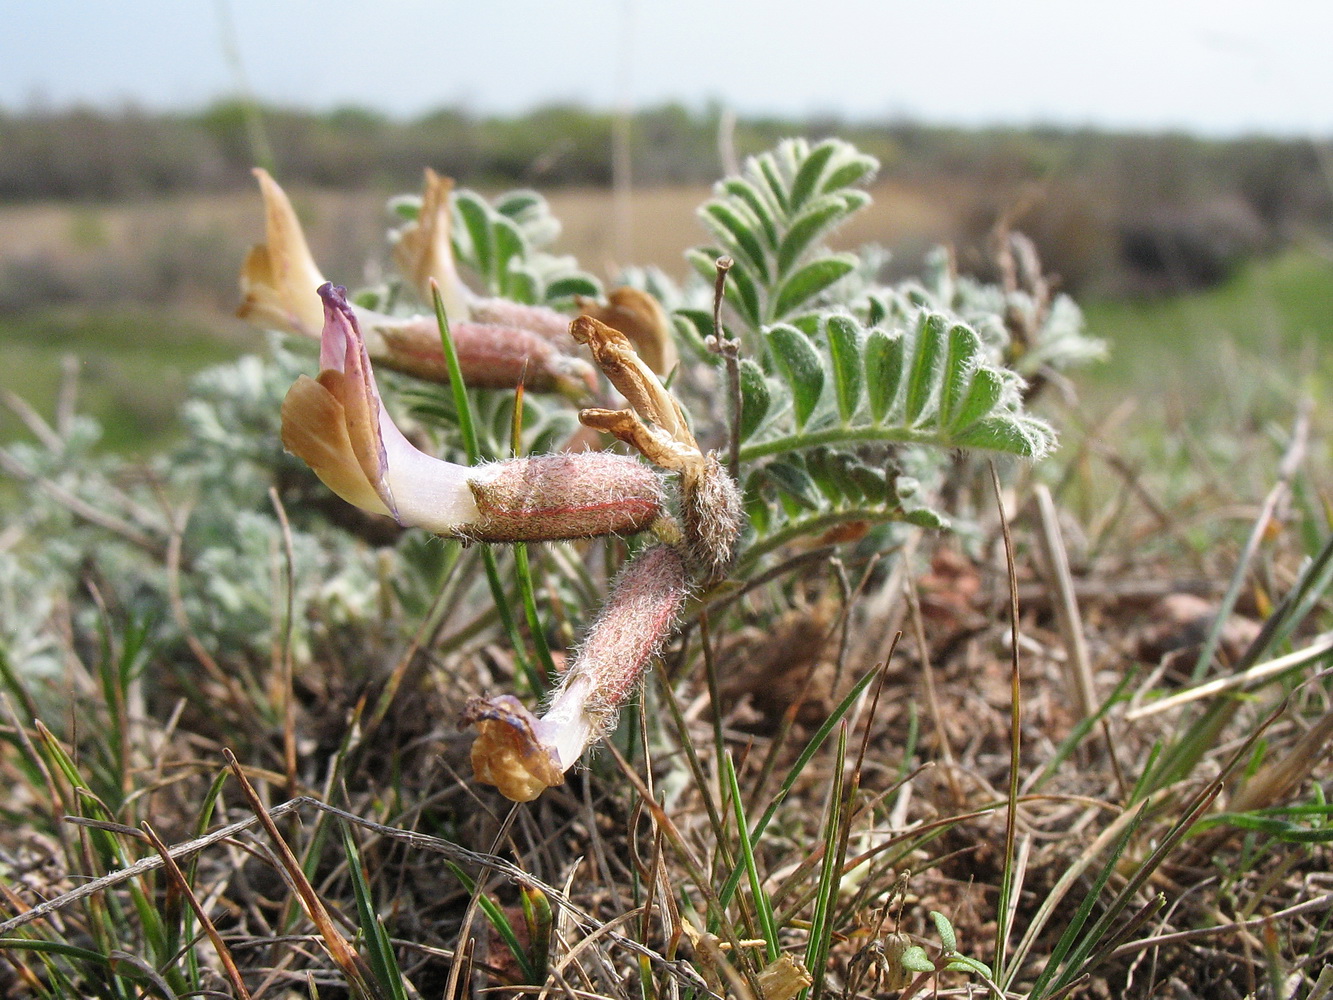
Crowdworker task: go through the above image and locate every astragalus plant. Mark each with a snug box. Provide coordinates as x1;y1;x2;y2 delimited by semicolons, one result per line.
0;138;1110;998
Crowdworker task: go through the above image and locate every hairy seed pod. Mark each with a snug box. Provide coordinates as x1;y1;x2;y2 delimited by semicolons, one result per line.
465;453;665;543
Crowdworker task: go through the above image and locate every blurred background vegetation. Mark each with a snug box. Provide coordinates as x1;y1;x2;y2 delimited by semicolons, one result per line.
2;99;1330;451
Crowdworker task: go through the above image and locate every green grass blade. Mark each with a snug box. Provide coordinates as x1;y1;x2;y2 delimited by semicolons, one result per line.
717;664;879;910
340;822;410;1000
1031;668;1137;792
802;724;847;1000
444;861;538;984
431;283;536;690
722;751;780;963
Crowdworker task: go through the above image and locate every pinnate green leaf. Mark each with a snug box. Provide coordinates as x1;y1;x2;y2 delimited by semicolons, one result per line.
865;328;905;422
721;177;780;247
765;323;825;430
454;191;494;278
738;358;771;441
949;366;1012;432
764;460;822;510
824;314;863;422
940;322;982;426
955;415;1056;458
788;139;839;210
777;194;851;277
545;274;601;302
702;200;771;284
821;152;879;193
904;312;948;424
772;254;856;320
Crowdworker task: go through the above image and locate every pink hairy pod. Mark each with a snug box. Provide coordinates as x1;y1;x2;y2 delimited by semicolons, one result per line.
370;316;597;399
466;453;666;543
469;298;577;349
464;544;689;801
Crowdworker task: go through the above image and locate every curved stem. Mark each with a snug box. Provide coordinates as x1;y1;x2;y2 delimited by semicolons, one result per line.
737;507;903;573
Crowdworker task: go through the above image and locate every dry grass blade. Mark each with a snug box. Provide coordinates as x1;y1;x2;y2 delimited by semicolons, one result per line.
1206;701;1333;833
1033;482;1097;718
142;821;253;999
1109;890;1333;959
1188;399;1310;682
223;749;384;1000
1124;631;1333;720
991;459;1023;979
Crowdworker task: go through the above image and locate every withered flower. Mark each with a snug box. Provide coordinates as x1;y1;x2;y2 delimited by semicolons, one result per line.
281;284;663;542
577;286;677;375
572;315;743;586
464;544;689;801
240;169;596;397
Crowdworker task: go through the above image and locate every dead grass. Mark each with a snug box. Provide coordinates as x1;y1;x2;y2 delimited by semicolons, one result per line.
2;399;1330;998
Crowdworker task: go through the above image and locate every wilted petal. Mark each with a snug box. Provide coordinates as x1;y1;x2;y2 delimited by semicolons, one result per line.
578;287;676;375
280;374;393;517
461;695;565;802
392;168;473;320
570;316;694;453
237;169;327;337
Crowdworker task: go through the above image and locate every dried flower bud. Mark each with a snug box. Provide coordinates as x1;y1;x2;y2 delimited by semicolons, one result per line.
464;545;689;801
578;287;676;375
391;168;472;321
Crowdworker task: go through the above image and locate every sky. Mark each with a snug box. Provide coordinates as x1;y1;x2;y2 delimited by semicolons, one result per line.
4;0;1332;137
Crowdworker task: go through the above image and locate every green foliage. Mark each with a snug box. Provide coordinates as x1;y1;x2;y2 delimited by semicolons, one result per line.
671;138;1079;533
688;138;876;329
391;185;602;307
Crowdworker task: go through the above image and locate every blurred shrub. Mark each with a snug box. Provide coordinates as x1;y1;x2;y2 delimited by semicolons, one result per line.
0;103;1326;297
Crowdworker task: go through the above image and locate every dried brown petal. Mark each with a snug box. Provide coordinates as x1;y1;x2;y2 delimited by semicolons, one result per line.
570;316;692;446
578;287;676;375
756;955;813;1000
579;407;700;474
461;696;564;802
237;169;327;336
392;168;472;319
